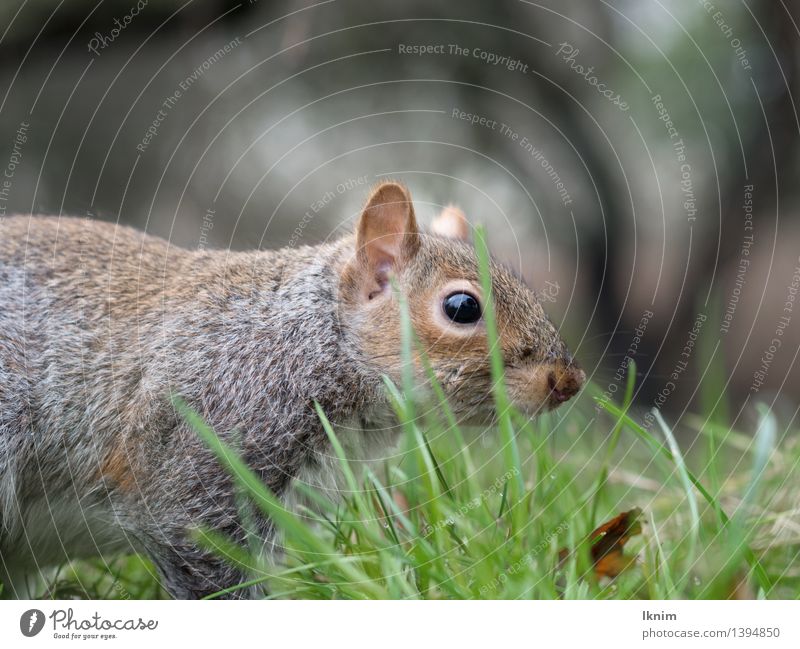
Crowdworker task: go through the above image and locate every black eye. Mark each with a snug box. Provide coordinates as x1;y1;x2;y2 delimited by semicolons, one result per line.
442;292;482;324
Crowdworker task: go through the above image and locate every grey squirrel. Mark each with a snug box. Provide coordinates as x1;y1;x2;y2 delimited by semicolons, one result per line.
0;181;584;598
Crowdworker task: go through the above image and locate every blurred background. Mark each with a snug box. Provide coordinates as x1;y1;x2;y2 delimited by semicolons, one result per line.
1;0;798;427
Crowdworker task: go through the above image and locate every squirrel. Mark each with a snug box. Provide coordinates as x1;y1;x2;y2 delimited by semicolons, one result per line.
0;181;584;598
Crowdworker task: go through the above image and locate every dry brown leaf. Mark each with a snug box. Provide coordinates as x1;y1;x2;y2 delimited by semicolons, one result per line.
589;507;643;578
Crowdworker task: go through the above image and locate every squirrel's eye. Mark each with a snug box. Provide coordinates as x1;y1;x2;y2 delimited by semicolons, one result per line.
442;292;482;324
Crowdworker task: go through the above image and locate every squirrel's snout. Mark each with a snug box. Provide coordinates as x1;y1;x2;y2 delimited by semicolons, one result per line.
547;365;585;406
505;360;585;414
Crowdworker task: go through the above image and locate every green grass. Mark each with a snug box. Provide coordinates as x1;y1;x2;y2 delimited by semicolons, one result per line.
37;388;800;600
27;226;800;600
173;380;796;600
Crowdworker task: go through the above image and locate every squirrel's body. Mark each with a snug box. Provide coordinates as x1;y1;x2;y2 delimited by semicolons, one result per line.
0;183;584;598
0;216;389;596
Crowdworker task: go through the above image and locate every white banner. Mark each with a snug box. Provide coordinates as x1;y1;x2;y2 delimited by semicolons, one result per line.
1;600;797;648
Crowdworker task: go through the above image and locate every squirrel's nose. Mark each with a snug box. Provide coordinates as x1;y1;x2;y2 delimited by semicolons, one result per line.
547;366;585;405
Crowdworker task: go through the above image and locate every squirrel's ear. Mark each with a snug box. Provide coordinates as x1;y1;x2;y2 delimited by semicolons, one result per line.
355;181;420;298
431;204;469;241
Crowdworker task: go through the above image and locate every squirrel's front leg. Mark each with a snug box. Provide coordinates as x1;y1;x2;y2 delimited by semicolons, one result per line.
101;408;287;599
142;537;258;599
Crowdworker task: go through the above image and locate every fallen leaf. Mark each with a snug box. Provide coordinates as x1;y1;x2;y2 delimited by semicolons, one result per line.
589;507;643;578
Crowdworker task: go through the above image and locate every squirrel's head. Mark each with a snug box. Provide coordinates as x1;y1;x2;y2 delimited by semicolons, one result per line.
339;181;584;421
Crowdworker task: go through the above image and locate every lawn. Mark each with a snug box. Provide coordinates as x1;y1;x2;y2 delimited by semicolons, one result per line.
36;372;800;600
